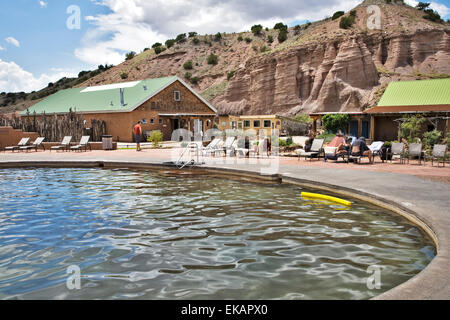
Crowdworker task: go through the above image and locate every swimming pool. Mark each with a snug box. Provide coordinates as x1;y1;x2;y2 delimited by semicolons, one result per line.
0;168;434;299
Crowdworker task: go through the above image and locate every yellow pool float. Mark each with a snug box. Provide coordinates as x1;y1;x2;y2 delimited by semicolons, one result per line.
301;192;352;207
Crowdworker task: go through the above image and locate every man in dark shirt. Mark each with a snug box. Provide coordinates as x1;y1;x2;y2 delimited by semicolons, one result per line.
351;137;372;163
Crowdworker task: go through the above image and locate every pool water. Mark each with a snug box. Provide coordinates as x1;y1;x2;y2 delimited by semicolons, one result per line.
0;168;435;299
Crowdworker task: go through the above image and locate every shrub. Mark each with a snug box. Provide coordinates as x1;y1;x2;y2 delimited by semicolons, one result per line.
339;15;355;29
332;11;345;20
125;51;136;60
293;25;301;35
416;2;430;10
214;32;222;41
154;46;165;54
423;9;443;22
317;133;336;143
183;60;193;70
294;114;313;123
423;130;442;148
207;53;218;65
400;115;426;142
237;35;243;41
152;42;162;48
148;130;163;148
190;76;199;85
188;32;198;37
267;35;273;43
120;72;128;79
192;37;200;45
165;39;175;48
278;29;288;43
274;22;287;31
260;45;269;52
244;37;252;43
321;114;350;133
175;33;187;42
350;10;356;17
184;72;192;80
227;70;235;80
251;24;263;35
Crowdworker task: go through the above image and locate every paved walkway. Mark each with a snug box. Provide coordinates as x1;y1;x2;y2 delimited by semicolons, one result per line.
1;149;449;299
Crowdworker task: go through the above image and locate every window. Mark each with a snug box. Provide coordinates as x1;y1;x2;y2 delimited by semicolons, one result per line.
174;91;181;101
222;122;226;127
244;120;251;127
141;118;147;124
231;121;237;129
253;120;260;128
150;118;154;124
264;120;271;128
159;118;163;124
150;101;156;109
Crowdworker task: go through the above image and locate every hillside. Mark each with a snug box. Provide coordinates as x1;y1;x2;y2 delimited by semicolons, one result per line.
2;0;450;116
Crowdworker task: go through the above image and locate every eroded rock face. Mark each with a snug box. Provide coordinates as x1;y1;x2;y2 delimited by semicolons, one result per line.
216;29;450;116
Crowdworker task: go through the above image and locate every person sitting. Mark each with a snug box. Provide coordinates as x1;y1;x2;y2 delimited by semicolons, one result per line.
327;130;345;148
351;137;373;163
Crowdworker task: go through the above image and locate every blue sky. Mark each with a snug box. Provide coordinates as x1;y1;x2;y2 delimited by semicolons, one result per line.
0;0;449;93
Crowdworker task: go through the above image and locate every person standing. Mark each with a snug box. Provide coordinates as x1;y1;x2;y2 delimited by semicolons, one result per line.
133;121;143;152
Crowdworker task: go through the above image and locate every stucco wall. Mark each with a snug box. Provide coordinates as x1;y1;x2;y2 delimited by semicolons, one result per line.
0;127;39;149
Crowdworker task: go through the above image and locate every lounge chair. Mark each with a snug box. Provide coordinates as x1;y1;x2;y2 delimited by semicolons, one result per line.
298;138;324;161
50;136;72;152
388;142;405;164
427;144;447;167
70;136;91;152
202;138;222;156
324;146;348;162
19;137;45;152
351;141;385;163
220;137;236;156
4;137;30;152
406;143;423;165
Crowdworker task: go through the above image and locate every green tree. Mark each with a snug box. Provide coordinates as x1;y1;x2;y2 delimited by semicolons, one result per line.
267;35;274;43
125;51;136;60
120;72;128;79
214;32;222;41
237;35;243;41
400;115;426;142
192;37;200;44
321;114;350;133
278;29;288;43
165;39;175;48
416;2;430;10
423;130;442;148
148;130;163;148
188;32;198;37
332;11;345;20
154;46;165;54
190;76;199;85
184;72;192;80
244;37;252;43
274;22;287;30
251;24;263;35
175;33;187;42
339;15;355;29
152;42;162;48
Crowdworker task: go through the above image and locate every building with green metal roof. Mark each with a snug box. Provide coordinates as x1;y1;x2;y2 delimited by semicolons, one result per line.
21;76;217;142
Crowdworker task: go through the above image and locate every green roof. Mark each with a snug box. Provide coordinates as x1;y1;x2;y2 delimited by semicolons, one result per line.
378;78;450;107
21;76;191;115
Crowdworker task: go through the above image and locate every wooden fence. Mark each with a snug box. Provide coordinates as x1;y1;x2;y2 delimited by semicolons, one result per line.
0;110;106;142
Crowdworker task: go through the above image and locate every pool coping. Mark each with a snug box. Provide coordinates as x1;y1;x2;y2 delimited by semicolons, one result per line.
0;159;449;300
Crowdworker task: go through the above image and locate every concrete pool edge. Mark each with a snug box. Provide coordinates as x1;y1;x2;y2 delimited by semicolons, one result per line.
0;159;448;300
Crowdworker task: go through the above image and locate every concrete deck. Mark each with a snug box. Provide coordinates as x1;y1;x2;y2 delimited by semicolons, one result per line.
1;149;449;299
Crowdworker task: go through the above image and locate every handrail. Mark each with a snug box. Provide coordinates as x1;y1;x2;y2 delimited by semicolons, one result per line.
176;142;202;169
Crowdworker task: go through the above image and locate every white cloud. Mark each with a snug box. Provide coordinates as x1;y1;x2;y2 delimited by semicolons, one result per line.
5;37;20;47
0;45;4;51
39;1;48;8
75;0;360;66
0;59;77;92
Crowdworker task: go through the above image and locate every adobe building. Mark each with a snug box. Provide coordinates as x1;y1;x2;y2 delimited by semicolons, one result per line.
21;76;217;142
310;78;450;142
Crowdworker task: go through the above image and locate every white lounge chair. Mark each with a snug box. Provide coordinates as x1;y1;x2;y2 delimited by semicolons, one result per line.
19;137;45;152
298;138;324;161
202;138;222;156
70;136;91;152
50;136;72;152
4;137;30;152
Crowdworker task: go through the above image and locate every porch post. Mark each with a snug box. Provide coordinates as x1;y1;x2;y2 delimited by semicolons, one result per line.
370;115;375;140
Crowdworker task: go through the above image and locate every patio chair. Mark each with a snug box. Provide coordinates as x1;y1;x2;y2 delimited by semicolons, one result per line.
50;136;72;152
427;144;447;167
292;136;309;149
298;138;324;161
4;137;30;152
70;136;91;152
19;137;45;152
388;142;405;164
220;137;235;156
406;143;423;165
